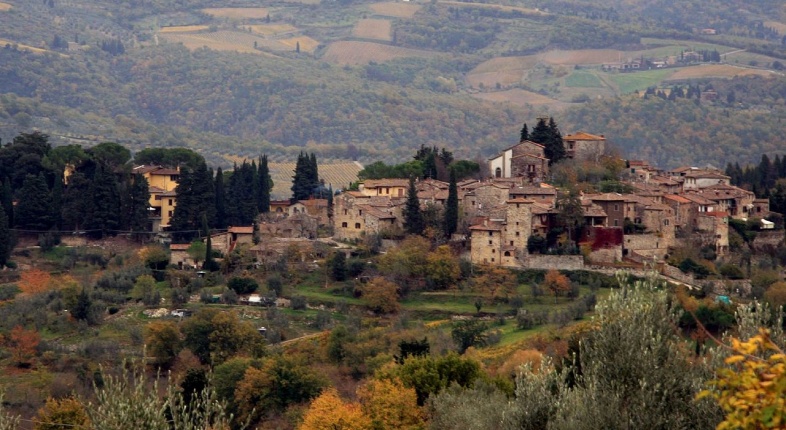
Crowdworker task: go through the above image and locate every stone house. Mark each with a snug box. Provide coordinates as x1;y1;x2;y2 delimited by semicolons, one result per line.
289;199;330;225
469;219;505;266
695;212;730;256
462;182;511;218
358;179;410;198
663;194;692;231
488;140;549;182
682;170;731;190
585;193;628;228
695;184;755;219
169;243;198;268
258;214;318;239
334;192;402;240
563;132;606;162
508;185;557;206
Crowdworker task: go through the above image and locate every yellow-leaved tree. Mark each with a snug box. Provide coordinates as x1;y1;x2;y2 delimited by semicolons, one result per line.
699;328;786;430
357;378;423;430
299;388;371;430
34;397;90;430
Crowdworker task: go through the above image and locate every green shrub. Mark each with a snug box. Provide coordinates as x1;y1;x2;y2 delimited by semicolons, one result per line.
227;277;258;295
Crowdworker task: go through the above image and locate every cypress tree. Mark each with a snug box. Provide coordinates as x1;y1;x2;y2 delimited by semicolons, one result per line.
84;165;121;239
546;117;566;165
444;168;458;238
404;177;424;235
309;153;319;191
529;117;550;145
291;152;316;202
126;173;150;240
226;162;256;225
519;123;529;142
51;173;63;229
327;184;334;220
16;174;53;231
1;178;13;227
170;162;216;241
258;155;272;213
0;206;10;267
215;167;227;229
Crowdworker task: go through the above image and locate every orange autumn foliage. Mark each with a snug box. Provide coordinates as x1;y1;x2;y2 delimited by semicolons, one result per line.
19;269;52;295
8;325;40;366
299;388;371;430
495;349;544;379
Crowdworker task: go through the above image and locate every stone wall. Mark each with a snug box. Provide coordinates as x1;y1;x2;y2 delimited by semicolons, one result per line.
522;255;584;270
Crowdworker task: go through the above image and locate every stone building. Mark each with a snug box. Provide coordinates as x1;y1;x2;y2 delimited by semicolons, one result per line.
488;140;549;182
563;132;606;162
333;192;402;240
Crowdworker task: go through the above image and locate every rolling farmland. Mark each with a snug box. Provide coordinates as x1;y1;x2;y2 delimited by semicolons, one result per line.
160;31;285;55
201;8;270;19
472;89;563;108
243;24;298;36
368;2;421;18
280;36;320;53
666;64;776;80
353;19;392;41
322;41;434;65
160;25;210;33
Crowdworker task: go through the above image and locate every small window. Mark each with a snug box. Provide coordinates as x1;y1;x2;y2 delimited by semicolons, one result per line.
354;223;361;229
491;258;495;262
614;204;619;211
504;251;511;257
495;167;502;178
343;209;348;215
664;219;669;226
515;232;520;237
510;241;514;246
489;231;492;236
359;210;363;216
488;240;492;245
169;199;173;205
492;249;495;253
614;219;619;226
341;222;348;228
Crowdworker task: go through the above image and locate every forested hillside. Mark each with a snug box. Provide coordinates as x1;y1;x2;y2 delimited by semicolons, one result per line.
0;0;785;168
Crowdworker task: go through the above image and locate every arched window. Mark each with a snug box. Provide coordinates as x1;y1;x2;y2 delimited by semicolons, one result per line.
495;167;502;178
504;251;511;257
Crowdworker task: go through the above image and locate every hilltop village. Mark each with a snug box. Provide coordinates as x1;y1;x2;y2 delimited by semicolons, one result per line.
0;125;785;429
146;129;768;283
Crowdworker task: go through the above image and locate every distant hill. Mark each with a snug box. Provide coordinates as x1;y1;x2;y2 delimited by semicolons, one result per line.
0;0;785;168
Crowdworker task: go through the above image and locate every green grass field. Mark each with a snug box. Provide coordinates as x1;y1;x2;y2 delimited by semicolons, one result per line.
565;71;604;88
607;68;676;94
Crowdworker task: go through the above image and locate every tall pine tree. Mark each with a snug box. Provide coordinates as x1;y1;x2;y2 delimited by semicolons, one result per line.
1;178;13;228
170;162;215;241
291;152;319;202
444;168;458;238
257;155;272;213
15;174;53;231
530;117;566;166
519;123;529;142
0;206;10;267
214;167;227;229
84;164;121;239
404;177;424;235
226;162;257;225
125;173;150;240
